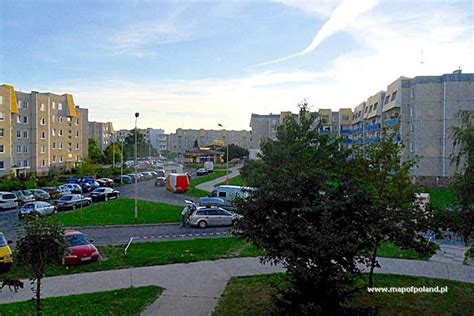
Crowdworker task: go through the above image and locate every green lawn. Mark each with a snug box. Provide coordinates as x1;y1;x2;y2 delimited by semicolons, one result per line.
213;273;474;316
186;170;226;197
6;237;261;279
52;199;182;227
377;241;437;260
419;186;455;210
0;286;162;316
216;175;246;187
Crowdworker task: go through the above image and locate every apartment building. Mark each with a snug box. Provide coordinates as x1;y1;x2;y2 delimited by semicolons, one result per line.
88;121;115;151
168;128;251;153
115;128;168;152
0;84;88;177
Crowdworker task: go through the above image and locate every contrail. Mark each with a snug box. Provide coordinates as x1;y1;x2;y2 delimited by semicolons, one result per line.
251;0;379;68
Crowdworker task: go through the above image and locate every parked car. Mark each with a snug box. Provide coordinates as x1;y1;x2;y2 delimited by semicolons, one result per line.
154;169;165;177
154;177;166;187
209;185;249;210
19;201;56;218
56;194;92;211
0;192;19;210
114;175;133;184
12;190;35;205
42;187;64;200
30;189;51;201
0;232;13;272
56;186;72;196
196;168;208;176
198;197;225;207
97;178;114;187
127;174;140;182
189;207;241;228
149;171;158;178
90;187;120;202
80;182;92;193
59;184;82;194
63;230;100;265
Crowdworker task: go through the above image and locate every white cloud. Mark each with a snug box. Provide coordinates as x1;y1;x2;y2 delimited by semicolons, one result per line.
252;0;379;67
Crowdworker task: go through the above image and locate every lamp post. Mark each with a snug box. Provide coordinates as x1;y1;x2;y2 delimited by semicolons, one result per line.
134;112;139;218
218;123;229;183
120;139;124;184
112;140;115;167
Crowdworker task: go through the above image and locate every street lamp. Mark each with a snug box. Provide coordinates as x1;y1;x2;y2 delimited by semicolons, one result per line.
120;139;124;184
134;112;139;219
218;123;229;183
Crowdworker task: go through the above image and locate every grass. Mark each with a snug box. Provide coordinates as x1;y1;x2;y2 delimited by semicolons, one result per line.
216;175;246;187
419;186;455;210
213;273;474;316
6;237;261;279
52;198;182;227
377;241;437;260
0;286;162;316
186;170;226;197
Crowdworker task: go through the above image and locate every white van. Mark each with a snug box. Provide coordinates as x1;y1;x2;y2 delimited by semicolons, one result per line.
204;161;214;173
209;185;249;210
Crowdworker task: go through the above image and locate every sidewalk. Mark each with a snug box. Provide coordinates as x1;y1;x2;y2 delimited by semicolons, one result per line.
0;256;473;315
196;164;242;192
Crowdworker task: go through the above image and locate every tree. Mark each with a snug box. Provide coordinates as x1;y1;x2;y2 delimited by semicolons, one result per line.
353;134;434;287
123;130;156;160
236;102;373;315
76;161;99;177
16;219;66;316
104;142;123;164
450;110;474;243
88;138;104;163
223;144;249;161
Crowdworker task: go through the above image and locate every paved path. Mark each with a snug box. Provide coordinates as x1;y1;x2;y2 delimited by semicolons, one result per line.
196;165;242;192
79;224;230;245
0;256;472;315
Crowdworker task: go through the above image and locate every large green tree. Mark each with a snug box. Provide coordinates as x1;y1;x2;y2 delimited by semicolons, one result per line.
353;135;434;287
122;130;157;160
88;138;104;164
16;219;66;316
450;110;474;243
223;144;249;161
237;102;373;315
104;142;123;165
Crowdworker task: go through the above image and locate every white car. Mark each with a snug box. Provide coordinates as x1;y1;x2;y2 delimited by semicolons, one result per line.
19;201;56;218
0;192;19;210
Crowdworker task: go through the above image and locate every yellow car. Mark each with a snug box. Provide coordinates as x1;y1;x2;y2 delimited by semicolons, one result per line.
0;232;13;272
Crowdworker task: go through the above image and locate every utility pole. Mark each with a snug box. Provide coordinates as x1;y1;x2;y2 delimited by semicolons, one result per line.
134;112;139;218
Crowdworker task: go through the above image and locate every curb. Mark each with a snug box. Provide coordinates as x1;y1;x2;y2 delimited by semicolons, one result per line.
65;222;182;230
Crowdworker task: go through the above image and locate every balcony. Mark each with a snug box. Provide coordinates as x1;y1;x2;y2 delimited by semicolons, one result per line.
364;136;381;144
319;129;331;135
340;127;353;135
352;138;363;145
352;127;363;135
384;117;398;128
365;123;381;132
342;138;352;145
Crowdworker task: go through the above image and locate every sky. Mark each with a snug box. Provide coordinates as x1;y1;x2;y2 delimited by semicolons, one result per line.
0;0;473;133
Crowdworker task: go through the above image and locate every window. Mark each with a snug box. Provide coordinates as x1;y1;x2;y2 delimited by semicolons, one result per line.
16;160;21;167
0;128;4;137
218;191;226;198
23;116;28;124
52;155;56;162
384;95;390;104
16;145;21;153
369;105;373;112
23;131;28;138
0;112;4;121
23;145;28;153
410;107;415;117
52;142;56;149
75;118;79;125
342;115;350;121
75;131;79;138
0;145;3;153
373;102;378;111
0;161;4;170
17;116;21;124
52;115;56;123
52;128;56;136
40;117;46;125
23;101;28;109
42;160;46;167
40;145;46;153
411;88;415;99
59;156;63;162
58;103;63;110
410;142;415;153
59;142;63;149
67;117;71;122
23;160;28;167
76;143;80;150
17;130;21;138
410;125;415;132
41;132;46;139
59;129;63;136
52;102;56;109
17;100;21;108
40;103;46;111
391;91;397;101
364;107;368;113
59;116;63;123
0;96;3;105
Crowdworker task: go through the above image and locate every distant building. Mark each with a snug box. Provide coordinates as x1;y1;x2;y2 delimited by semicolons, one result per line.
88;121;115;151
168;128;251;153
0;84;88;177
115;128;168;152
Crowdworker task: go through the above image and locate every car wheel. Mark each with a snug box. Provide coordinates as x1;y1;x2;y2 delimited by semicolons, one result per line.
72;204;76;210
198;220;207;229
105;195;108;202
116;193;120;199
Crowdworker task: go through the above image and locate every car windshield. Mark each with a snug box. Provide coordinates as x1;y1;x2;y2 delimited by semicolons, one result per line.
60;196;73;201
2;194;16;199
95;188;105;192
23;203;35;209
22;190;32;195
0;234;7;247
66;234;90;247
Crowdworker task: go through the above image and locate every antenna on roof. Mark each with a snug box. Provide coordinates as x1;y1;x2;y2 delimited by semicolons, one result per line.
419;49;424;64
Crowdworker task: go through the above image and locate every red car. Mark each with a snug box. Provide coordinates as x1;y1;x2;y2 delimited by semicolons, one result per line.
63;230;100;265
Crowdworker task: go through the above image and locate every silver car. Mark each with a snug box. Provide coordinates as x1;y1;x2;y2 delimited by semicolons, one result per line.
189;207;241;228
19;201;56;218
12;190;35;205
30;189;51;201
